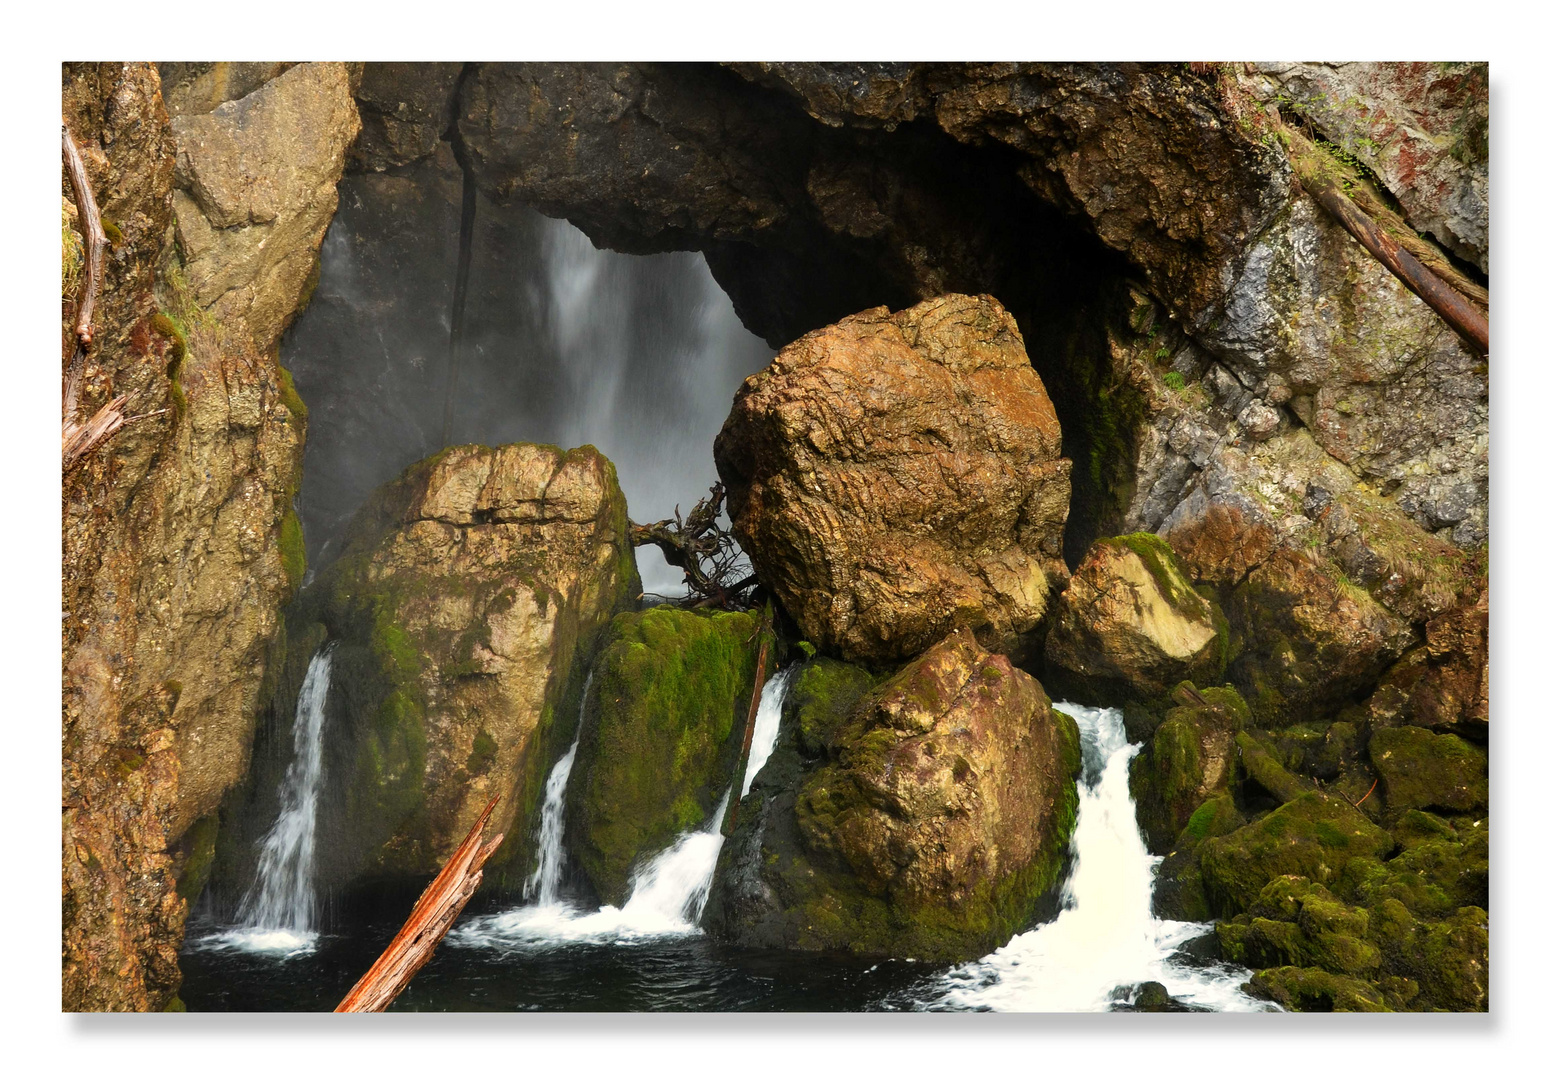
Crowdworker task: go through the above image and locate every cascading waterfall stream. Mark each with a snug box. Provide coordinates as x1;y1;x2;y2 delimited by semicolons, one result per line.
454;666;799;950
912;701;1273;1012
194;645;336;957
523;673;592;907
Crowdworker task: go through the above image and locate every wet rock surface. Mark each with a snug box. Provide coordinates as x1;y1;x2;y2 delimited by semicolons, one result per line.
211;443;640;900
707;631;1081;964
1046;534;1226;702
715;294;1070;666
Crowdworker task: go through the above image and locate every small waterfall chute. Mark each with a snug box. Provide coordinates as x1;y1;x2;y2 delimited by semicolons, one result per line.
453;665;797;951
194;645;337;957
917;702;1274;1012
523;672;592;907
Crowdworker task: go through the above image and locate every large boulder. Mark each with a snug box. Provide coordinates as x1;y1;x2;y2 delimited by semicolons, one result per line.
565;607;775;905
170;62;361;353
707;629;1081;963
1045;534;1227;701
213;443;639;897
1128;685;1248;854
1200;792;1392;917
715;294;1071;666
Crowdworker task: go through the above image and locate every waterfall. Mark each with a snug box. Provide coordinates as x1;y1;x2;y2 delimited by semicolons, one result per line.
523;673;592;906
918;702;1273;1012
452;665;796;951
193;646;335;957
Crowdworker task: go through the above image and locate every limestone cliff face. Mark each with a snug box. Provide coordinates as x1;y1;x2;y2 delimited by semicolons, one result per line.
715;294;1071;666
212;443;640;899
62;62;357;1011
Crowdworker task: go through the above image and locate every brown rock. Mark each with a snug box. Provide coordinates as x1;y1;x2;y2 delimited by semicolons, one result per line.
1046;534;1226;699
708;629;1081;961
62;63;306;1012
351;62;465;172
715;294;1071;665
170;62;361;353
232;443;640;891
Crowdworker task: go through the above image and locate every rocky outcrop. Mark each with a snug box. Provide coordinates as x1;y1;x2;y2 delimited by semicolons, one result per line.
351;62;465;172
1128;685;1247;854
169;62;361;354
565;607;774;904
1239;63;1488;274
62;63;321;1011
1046;534;1226;702
715;294;1071;666
707;630;1081;963
213;443;639;899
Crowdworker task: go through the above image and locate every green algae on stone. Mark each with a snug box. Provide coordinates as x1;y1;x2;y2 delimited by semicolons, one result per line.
1129;682;1249;853
567;606;772;905
1246;966;1391;1012
1201;792;1392;917
1368;726;1488;813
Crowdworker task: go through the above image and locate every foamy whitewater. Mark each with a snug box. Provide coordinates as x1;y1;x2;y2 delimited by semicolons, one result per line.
192;646;336;958
918;701;1273;1012
453;666;798;951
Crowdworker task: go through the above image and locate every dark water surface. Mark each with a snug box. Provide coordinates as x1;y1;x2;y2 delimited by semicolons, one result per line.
180;914;940;1012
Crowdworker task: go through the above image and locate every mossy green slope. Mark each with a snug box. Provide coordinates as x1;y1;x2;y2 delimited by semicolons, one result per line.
566;606;772;905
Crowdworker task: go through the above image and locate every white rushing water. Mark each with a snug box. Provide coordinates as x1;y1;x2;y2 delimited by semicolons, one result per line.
923;702;1272;1012
195;646;336;957
524;673;592;906
453;666;797;951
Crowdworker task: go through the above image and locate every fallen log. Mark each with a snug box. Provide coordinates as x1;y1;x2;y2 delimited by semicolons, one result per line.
335;795;504;1013
1288;130;1489;354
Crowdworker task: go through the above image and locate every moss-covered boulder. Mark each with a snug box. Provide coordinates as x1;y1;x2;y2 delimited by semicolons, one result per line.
1047;534;1228;701
1218;877;1381;977
1368;726;1488;814
565;606;774;904
213;442;640;900
1201;792;1392;917
1245;966;1392;1012
706;629;1081;963
1128;683;1247;853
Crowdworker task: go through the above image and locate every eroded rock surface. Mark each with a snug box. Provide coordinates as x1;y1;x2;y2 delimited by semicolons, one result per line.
170;62;361;353
1046;534;1226;701
715;294;1070;666
62;63;312;1011
707;630;1080;963
214;443;639;898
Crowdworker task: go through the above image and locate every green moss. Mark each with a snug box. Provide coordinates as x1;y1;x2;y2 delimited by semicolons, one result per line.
277;364;308;422
62;203;83;301
1236;731;1310;804
153;312;189;422
1368;727;1488;814
1162;370;1185;391
789;658;878;755
176;814;220;903
1247;966;1390;1012
466;729;499;775
570;606;770;903
161;994;187;1013
99;216;123;247
1201;792;1392;917
278;509;306;594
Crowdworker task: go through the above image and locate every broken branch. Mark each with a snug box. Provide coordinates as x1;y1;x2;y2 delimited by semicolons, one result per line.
1288;130;1489;354
62;123;106;353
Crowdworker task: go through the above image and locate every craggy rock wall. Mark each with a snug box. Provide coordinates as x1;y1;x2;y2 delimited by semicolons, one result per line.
61;62;357;1011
